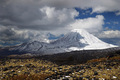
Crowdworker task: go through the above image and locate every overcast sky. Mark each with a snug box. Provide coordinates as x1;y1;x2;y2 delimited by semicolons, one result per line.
0;0;120;47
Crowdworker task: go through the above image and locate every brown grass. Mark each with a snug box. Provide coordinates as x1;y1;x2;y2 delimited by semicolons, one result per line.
87;58;107;63
6;74;51;80
0;55;120;80
109;56;120;60
87;55;120;63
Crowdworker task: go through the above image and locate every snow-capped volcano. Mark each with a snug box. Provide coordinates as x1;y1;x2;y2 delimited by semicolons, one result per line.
12;29;117;55
67;29;116;50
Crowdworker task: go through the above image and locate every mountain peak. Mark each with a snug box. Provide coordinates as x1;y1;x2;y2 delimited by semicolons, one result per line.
71;29;87;33
13;29;117;55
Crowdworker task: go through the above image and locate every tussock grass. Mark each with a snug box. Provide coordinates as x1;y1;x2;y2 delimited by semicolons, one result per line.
87;55;120;63
6;74;51;80
0;55;120;80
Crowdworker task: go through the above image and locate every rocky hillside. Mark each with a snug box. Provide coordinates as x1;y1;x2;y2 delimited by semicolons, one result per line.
35;47;120;65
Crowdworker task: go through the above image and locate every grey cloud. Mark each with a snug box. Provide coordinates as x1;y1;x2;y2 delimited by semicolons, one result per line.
0;25;49;46
0;0;78;30
98;30;120;38
97;30;120;46
0;0;120;47
0;0;120;31
93;30;120;46
0;28;27;43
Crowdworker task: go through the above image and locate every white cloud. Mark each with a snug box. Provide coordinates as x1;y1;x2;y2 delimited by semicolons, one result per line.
10;28;49;42
0;25;50;46
116;11;120;16
70;15;104;34
113;21;119;25
32;6;78;26
0;14;105;46
0;0;120;30
45;15;105;35
0;4;79;30
1;0;120;46
90;0;120;13
40;0;120;13
42;0;120;14
98;30;120;46
98;30;120;38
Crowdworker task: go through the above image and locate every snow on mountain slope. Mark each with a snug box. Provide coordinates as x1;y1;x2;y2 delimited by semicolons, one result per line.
14;41;43;52
68;29;116;50
13;29;117;55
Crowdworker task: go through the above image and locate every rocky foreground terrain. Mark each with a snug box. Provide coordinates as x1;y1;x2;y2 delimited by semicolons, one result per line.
0;55;120;80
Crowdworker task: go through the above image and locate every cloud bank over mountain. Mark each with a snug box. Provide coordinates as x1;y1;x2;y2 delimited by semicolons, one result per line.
0;0;120;30
0;0;120;46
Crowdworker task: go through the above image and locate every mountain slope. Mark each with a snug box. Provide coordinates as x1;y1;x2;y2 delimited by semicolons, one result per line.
12;29;117;55
68;29;116;50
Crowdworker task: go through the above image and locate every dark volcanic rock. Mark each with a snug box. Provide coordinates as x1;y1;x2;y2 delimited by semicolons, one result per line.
86;65;91;69
85;76;90;79
24;72;30;75
94;71;98;75
98;66;102;69
80;66;84;69
3;67;8;71
63;78;69;80
25;64;32;67
77;77;83;80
